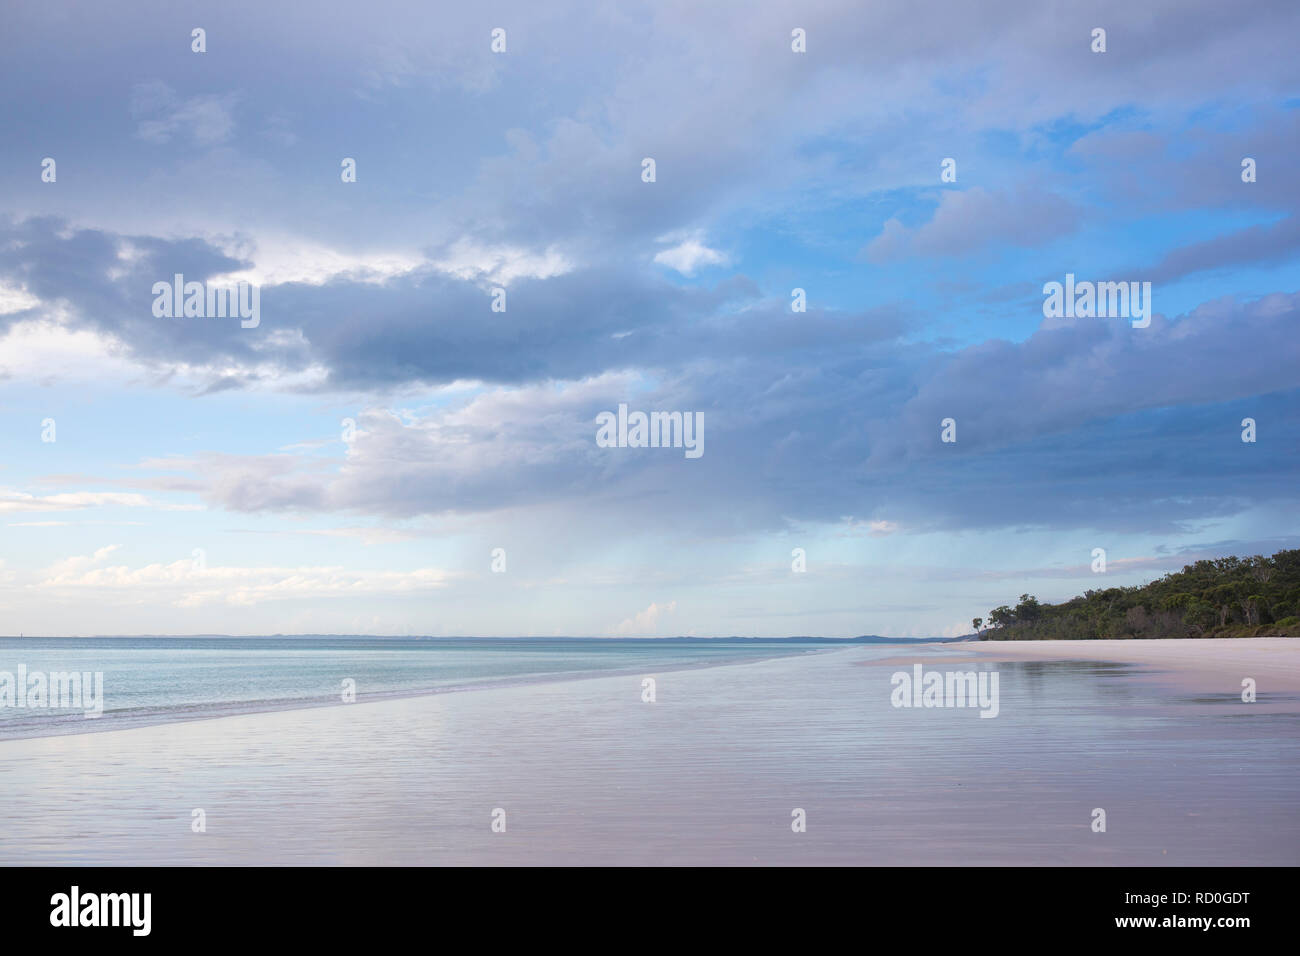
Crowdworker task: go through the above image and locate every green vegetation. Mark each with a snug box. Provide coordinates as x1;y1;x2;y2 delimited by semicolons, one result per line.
977;550;1300;640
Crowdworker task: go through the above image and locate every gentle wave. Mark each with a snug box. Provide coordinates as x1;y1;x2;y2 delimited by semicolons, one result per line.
0;637;843;740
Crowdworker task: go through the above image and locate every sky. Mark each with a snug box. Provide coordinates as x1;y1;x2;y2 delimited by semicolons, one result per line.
1;0;1298;637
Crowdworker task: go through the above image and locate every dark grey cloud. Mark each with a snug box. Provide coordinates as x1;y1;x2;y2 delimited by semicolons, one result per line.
0;216;906;390
863;186;1082;262
102;290;1300;538
1150;214;1300;283
0;216;254;367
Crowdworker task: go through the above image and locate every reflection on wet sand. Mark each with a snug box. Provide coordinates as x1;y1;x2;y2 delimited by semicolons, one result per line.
2;645;1297;865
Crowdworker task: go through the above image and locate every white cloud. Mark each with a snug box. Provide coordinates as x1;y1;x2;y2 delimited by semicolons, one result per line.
44;544;122;580
0;491;154;513
0;305;332;393
840;517;900;537
35;549;456;607
0;315;140;384
615;600;678;635
430;237;574;285
0;281;40;315
653;236;728;275
213;236;426;287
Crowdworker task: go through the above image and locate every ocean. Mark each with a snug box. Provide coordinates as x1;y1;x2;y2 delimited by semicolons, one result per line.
0;636;833;741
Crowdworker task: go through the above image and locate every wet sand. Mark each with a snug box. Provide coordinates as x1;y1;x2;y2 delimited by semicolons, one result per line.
921;637;1300;694
2;643;1297;865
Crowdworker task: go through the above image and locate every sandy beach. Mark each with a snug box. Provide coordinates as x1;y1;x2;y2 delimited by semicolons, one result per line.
914;637;1300;694
3;641;1297;866
977;634;1300;686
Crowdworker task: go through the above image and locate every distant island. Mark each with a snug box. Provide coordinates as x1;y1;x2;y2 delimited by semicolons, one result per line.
974;549;1300;640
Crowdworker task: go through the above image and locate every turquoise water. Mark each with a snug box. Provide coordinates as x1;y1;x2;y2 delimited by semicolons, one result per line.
0;636;835;740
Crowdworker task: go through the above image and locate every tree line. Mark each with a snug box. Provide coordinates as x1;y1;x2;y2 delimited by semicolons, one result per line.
973;549;1300;640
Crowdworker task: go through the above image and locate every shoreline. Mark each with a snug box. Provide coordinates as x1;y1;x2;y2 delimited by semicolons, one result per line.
0;644;840;745
930;637;1300;694
2;644;1297;865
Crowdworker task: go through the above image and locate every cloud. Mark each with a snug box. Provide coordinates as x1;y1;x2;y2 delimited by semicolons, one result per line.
1149;214;1300;283
0;491;154;513
653;236;729;275
0;216;902;392
0;281;40;315
616;600;678;635
0;314;145;385
35;549;455;607
839;518;900;537
148;289;1300;538
131;81;238;146
430;238;573;285
864;186;1081;261
215;239;428;288
44;544;122;580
